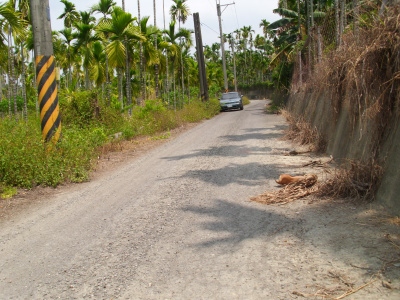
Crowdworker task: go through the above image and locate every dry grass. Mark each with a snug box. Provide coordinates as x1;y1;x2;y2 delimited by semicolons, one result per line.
251;159;383;206
307;4;400;155
281;109;326;152
316;159;383;202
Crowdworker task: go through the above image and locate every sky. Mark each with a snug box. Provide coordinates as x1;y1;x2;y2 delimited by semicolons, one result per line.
49;0;280;47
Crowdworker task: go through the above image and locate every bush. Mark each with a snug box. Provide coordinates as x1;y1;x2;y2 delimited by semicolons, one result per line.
0;117;108;188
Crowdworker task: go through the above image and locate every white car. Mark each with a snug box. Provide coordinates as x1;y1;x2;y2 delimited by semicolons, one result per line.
219;92;244;111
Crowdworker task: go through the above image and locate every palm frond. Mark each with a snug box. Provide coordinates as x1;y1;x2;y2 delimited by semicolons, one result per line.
273;8;298;18
268;18;293;30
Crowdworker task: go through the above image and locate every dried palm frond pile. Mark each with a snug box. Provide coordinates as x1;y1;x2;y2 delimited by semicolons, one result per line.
250;174;318;205
251;159;383;206
316;159;383;201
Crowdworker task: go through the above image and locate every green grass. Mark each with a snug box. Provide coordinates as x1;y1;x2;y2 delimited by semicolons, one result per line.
0;94;220;191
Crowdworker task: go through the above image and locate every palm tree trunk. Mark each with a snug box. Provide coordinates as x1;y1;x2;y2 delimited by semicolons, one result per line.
105;52;111;106
85;67;89;90
231;40;238;91
68;48;72;90
143;57;147;100
335;0;340;47
297;0;302;88
181;52;184;107
340;0;345;36
353;0;359;44
122;1;132;114
306;0;310;33
21;43;27;123
138;0;144;106
179;21;184;108
102;82;104;104
173;63;176;111
310;0;314;27
163;0;170;108
32;51;39;118
125;37;131;112
118;67;123;109
307;0;313;78
154;0;159;98
9;29;17;121
244;50;248;84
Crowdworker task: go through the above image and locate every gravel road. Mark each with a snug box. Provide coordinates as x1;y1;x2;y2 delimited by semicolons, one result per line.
0;100;399;299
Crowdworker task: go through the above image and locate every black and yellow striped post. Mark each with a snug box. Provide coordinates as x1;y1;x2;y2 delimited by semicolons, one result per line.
30;0;61;143
36;55;61;143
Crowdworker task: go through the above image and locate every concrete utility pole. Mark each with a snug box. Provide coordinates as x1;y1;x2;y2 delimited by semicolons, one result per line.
193;13;209;102
30;0;61;143
216;1;234;93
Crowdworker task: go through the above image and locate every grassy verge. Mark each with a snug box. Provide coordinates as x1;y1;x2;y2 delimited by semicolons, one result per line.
242;96;250;106
0;94;220;196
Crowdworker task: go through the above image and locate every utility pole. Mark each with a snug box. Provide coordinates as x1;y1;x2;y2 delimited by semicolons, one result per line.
193;13;209;102
216;1;234;93
30;0;61;143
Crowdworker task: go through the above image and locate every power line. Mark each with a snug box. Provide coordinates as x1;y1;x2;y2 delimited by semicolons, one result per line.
200;22;219;35
234;2;240;30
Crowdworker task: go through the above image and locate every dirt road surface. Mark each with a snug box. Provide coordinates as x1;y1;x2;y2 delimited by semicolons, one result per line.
0;100;399;299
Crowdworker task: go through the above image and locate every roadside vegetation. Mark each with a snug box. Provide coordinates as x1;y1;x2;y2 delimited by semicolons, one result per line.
0;92;220;196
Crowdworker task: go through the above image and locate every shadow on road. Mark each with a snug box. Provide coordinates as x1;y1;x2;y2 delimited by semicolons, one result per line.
222;132;283;142
182;199;298;249
182;198;400;285
182;162;283;187
161;145;272;161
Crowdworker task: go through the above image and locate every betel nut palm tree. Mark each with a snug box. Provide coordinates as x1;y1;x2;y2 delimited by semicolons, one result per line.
170;0;190;107
58;0;80;28
1;1;26;120
96;6;144;108
91;0;116;106
163;20;191;110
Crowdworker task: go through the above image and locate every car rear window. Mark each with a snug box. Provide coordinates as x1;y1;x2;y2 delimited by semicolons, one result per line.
221;93;239;99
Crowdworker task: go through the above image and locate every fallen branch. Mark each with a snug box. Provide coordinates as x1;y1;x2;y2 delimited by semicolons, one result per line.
302;156;334;167
335;278;378;299
292;290;334;299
